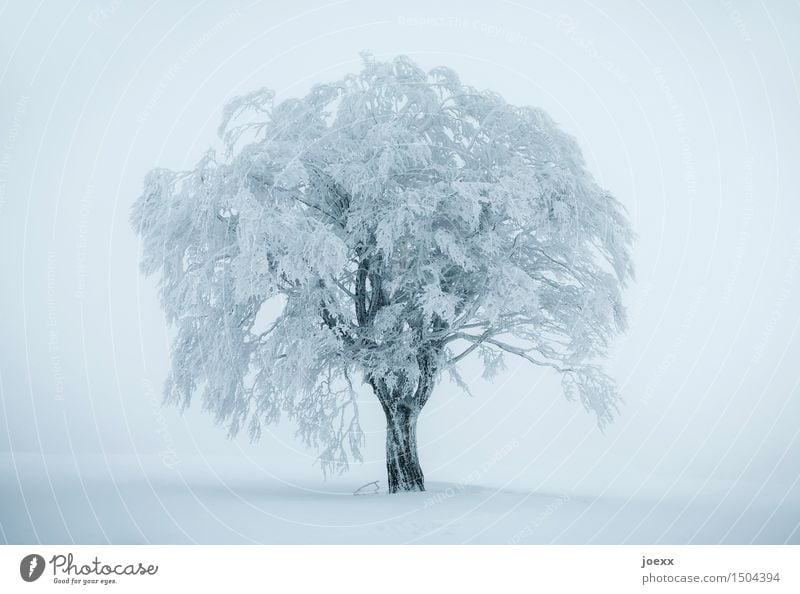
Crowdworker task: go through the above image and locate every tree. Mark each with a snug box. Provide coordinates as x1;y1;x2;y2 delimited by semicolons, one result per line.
131;54;634;493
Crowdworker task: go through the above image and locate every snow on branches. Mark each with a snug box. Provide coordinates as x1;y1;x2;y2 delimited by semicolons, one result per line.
131;54;634;477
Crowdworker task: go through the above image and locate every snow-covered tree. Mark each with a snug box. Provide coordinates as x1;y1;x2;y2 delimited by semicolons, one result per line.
131;54;634;493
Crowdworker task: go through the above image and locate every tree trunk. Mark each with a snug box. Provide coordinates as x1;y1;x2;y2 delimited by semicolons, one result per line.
384;405;425;493
369;347;439;493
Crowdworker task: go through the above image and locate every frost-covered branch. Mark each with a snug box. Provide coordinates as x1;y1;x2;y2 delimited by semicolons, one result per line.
131;53;634;478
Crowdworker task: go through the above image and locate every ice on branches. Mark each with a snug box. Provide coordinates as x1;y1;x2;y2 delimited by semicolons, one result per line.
131;54;634;478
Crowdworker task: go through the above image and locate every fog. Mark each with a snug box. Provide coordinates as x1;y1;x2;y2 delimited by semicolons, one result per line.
1;0;798;543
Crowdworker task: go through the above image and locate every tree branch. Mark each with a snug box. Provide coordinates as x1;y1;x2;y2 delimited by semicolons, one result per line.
446;331;573;373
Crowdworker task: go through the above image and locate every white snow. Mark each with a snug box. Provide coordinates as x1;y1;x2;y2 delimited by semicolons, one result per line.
2;454;795;544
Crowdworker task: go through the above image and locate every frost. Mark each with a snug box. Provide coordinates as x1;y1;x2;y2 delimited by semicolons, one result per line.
131;54;634;487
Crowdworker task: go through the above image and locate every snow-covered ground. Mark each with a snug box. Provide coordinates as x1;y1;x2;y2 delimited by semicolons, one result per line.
2;454;796;544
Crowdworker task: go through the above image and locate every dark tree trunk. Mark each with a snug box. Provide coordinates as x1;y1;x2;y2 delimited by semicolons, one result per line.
384;404;424;493
369;347;439;493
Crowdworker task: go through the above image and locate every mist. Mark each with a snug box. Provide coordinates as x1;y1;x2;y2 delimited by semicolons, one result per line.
1;0;798;544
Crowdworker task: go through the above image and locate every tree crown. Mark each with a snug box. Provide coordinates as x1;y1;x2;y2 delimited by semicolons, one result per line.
132;54;634;473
